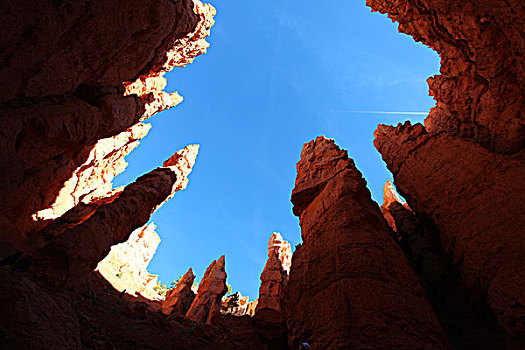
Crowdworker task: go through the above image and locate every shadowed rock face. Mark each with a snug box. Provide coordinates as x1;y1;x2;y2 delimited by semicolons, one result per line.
367;0;524;154
284;136;448;349
381;183;507;349
186;256;228;324
375;123;525;344
97;223;163;300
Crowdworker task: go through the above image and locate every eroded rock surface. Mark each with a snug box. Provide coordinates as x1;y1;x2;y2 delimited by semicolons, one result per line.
256;232;292;313
284;136;448;349
367;0;524;154
162;268;197;315
186;256;228;324
97;223;162;300
375;122;525;343
0;0;215;247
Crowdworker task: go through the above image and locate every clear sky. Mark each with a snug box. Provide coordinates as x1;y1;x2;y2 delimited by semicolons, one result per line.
113;0;439;299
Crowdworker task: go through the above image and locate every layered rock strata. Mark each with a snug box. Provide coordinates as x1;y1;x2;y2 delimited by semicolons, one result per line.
375;122;525;344
284;136;448;349
162;268;197;315
186;255;228;324
256;232;292;313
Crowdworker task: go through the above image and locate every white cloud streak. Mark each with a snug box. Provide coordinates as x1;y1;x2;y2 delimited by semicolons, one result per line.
327;110;428;116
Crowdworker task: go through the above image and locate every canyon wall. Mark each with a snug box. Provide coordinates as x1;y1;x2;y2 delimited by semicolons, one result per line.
0;0;214;249
368;0;524;345
283;136;448;349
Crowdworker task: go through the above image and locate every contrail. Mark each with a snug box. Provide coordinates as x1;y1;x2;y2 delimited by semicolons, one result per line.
327;110;428;116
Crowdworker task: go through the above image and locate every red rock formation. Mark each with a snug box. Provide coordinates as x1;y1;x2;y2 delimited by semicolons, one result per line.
367;0;524;154
245;299;258;317
162;268;197;315
284;136;448;349
186;256;228;324
27;144;198;289
256;232;292;313
97;223;163;300
0;0;215;248
375;122;525;343
379;180;410;232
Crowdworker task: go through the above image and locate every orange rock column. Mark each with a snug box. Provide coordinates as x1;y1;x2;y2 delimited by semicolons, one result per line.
284;136;448;349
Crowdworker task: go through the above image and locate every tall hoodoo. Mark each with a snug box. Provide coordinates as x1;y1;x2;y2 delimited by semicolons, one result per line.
29;145;199;288
284;136;448;349
256;232;292;313
186;255;228;324
162;268;197;315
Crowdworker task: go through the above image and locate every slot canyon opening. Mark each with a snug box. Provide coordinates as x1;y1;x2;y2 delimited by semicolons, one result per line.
3;0;522;348
106;0;439;303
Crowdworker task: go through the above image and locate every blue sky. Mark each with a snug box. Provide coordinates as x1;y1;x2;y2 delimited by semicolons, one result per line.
114;0;439;299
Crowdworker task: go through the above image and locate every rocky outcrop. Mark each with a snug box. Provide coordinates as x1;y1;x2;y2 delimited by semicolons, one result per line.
375;122;525;344
0;0;215;248
25;144;198;289
96;223;162;300
381;182;507;348
367;0;524;154
245;299;258;317
256;232;291;313
380;180;410;233
186;256;228;324
284;136;448;349
162;268;196;315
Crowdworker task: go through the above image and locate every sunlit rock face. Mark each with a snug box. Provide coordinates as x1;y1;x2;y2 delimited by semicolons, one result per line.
96;223;162;300
284;136;448;349
367;0;524;154
379;180;410;232
220;292;251;316
256;232;292;313
162;268;196;315
186;256;228;324
0;0;215;248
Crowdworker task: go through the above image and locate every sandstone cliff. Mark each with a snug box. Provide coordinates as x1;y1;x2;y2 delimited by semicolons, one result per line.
284;136;448;349
186;255;228;324
367;0;524;154
96;223;162;300
0;0;215;248
162;268;197;315
256;232;292;313
375;122;525;343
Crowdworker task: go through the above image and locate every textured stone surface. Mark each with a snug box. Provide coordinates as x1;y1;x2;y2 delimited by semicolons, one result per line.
379;180;410;232
186;256;228;324
28;145;198;289
162;268;196;315
0;0;215;248
367;0;524;154
256;232;291;313
284;136;448;349
385;199;507;349
375;122;525;343
97;223;162;300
